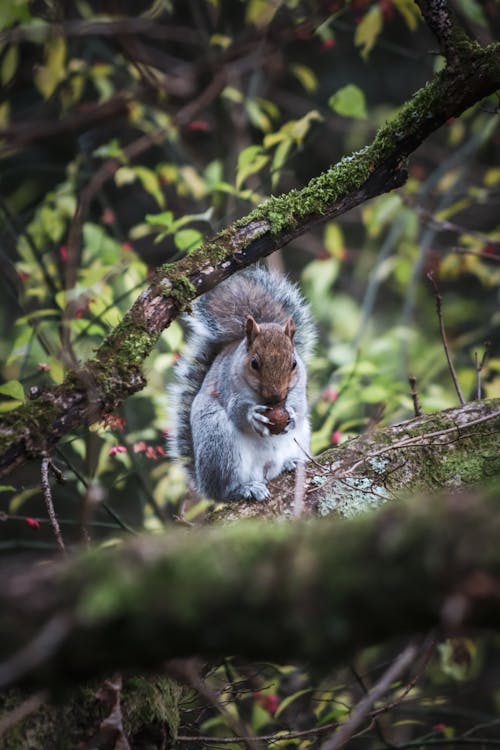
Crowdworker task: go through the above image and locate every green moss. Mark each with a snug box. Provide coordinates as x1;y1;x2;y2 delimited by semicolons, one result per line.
434;449;500;488
169;275;196;307
0;677;183;748
123;676;182;739
0;396;60;456
98;315;157;371
247;148;373;234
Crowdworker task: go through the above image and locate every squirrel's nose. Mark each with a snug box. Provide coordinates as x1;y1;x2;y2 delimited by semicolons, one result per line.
266;393;284;406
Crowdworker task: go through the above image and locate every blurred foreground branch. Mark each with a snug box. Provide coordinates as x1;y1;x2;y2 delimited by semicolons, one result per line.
1;485;500;689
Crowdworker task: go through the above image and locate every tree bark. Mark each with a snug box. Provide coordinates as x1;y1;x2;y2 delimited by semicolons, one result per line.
214;398;500;520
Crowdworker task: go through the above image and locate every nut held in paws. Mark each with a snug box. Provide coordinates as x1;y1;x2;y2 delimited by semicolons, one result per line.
264;405;290;435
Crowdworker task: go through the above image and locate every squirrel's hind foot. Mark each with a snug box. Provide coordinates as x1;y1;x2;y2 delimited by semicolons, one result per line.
235;481;269;502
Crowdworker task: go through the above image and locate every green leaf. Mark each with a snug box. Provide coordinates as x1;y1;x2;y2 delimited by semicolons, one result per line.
174;228;203;252
237;145;264;172
393;0;421;30
364;193;402;237
0;1;31;31
354;5;383;60
34;36;67;99
145;211;174;228
210;33;231;48
484;168;500;187
274;689;312;718
245;0;280;27
271;139;292;189
246;99;274;133
290;63;317;93
453;0;487;26
221;85;243;103
360;384;389;403
1;44;19;86
0;380;25;402
236;145;270;189
437;639;478;682
0;101;10;127
329;84;367;119
134;166;165;208
324;222;345;258
9;487;39;513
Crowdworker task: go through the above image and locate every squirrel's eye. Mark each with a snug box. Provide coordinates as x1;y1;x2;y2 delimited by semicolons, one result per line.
251;357;260;371
291;358;297;371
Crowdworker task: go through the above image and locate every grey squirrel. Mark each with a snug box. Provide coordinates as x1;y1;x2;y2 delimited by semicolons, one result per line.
168;265;315;502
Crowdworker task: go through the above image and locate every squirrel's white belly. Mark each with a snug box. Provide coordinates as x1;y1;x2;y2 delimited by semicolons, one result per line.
235;426;305;484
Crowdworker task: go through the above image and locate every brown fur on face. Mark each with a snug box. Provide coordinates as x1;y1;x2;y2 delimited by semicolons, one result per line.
244;317;297;404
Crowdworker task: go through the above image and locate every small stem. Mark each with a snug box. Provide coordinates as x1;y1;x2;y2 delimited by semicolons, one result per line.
320;642;419;750
474;341;491;400
409;376;423;417
40;456;66;554
427;272;465;406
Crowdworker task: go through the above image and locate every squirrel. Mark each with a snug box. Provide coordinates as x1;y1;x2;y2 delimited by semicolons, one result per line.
168;265;315;502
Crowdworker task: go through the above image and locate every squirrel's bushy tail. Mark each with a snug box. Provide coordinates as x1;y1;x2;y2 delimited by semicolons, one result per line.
167;265;315;472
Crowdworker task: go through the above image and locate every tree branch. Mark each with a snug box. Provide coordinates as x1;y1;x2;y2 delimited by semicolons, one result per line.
214;398;500;521
1;488;500;688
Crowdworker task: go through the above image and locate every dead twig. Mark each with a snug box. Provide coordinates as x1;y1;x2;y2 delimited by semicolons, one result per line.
427;271;465;406
167;659;263;750
474;342;491;400
41;456;66;554
409;375;423;417
319;641;419;750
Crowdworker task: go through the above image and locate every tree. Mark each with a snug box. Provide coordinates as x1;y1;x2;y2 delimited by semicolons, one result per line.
0;0;499;747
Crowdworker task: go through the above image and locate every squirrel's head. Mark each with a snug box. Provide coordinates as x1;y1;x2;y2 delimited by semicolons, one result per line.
244;315;298;405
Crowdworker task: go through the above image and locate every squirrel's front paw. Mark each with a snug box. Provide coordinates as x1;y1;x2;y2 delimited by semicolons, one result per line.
238;481;270;502
248;405;272;437
283;406;297;433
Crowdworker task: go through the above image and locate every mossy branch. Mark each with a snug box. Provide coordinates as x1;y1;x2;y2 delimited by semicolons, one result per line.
213;398;500;521
0;26;499;477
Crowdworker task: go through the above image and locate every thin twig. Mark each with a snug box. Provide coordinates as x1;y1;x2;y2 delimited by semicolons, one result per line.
474;341;491;399
405;199;500;249
40;456;66;554
167;659;263;750
55;447;138;535
426;271;465;405
344;410;500;477
371;635;437;718
319;641;419;750
294;436;329;472
350;665;394;748
409;376;423;417
373;737;500;749
176;720;341;744
293;461;306;517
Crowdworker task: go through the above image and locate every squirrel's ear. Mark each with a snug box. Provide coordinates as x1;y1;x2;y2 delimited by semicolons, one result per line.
284;317;296;341
245;315;260;347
